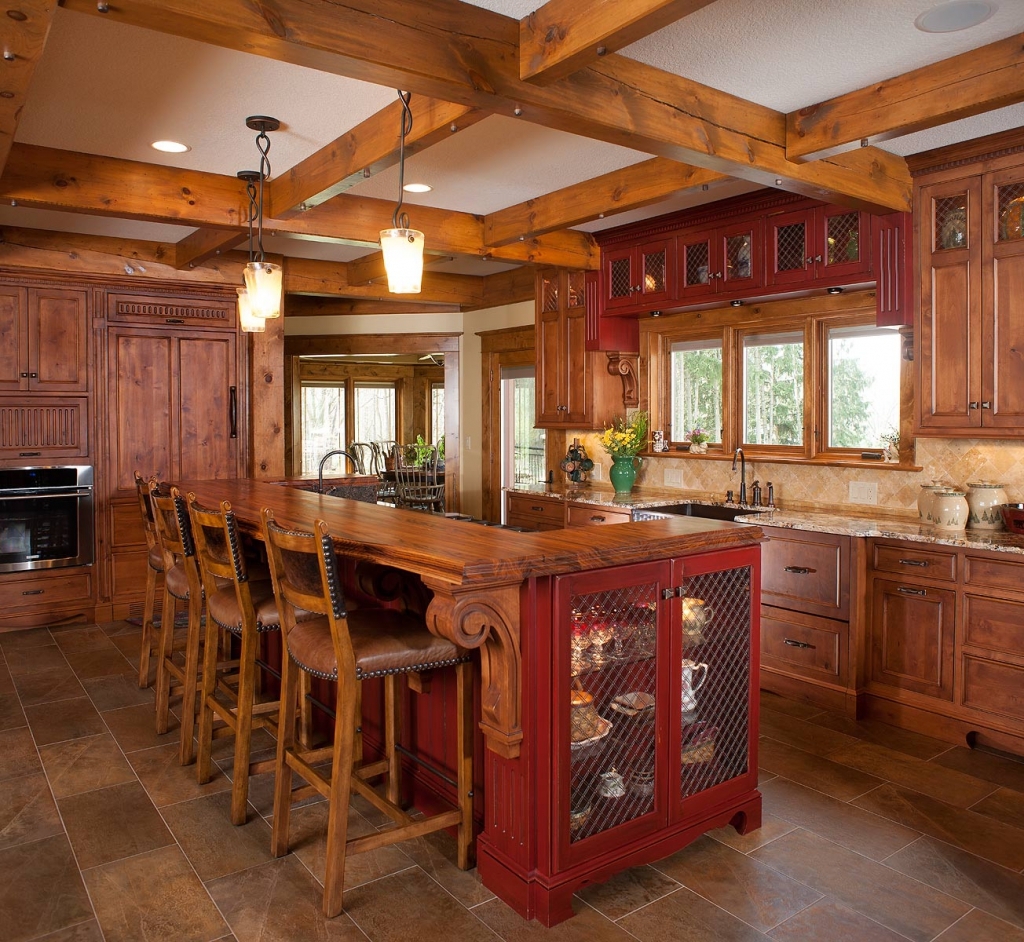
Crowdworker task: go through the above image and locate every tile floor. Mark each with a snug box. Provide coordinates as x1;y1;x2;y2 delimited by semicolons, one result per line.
3;620;1024;942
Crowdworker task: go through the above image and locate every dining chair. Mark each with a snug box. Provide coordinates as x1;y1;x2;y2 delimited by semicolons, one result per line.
394;443;445;513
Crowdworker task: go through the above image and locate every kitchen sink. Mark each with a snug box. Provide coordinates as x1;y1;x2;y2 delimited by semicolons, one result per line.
638;503;763;521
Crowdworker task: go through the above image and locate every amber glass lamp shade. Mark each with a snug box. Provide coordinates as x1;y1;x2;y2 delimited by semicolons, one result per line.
236;286;265;333
379;227;425;294
243;260;283;318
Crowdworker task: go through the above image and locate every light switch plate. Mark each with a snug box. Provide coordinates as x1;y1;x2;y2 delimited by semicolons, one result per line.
665;468;684;487
849;481;877;504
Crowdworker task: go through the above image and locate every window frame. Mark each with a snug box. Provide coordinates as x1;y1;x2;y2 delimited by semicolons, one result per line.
667;334;727;446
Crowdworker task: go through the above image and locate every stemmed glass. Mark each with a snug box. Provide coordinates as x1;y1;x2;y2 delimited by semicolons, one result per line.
612;618;637;659
570;609;592;674
589;610;614;665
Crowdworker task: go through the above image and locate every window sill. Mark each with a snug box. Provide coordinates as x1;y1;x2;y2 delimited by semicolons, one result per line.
644;449;922;472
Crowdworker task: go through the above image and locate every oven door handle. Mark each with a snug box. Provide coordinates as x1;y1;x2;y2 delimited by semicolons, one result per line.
0;489;93;500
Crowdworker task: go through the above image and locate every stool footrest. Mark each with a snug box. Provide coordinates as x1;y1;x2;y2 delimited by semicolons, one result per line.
346;809;463;858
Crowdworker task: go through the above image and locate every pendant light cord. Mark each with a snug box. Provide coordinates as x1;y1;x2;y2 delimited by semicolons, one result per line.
245;178;258;264
255;127;272;262
392;90;413;230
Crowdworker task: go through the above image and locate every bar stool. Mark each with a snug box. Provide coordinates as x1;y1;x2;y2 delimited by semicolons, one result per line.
188;494;280;825
149;483;206;766
261;509;474;917
133;471;165;688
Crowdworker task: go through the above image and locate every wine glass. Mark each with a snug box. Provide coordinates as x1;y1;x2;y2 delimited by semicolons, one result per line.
589;613;614;665
612;618;636;659
570;609;591;673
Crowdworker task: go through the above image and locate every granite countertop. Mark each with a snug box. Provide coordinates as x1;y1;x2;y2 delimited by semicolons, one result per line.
506;483;1024;555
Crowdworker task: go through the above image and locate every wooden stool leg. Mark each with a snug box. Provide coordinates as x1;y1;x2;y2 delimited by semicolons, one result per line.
384;674;401;807
154;592;177;736
229;624;259;826
298;670;314;747
138;565;158;688
456;660;475;870
178;592;204;766
271;653;300;858
195;610;223;786
322;675;358;918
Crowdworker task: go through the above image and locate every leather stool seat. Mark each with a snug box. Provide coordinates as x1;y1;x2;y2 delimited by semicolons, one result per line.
148;544;165;573
207;579;280;634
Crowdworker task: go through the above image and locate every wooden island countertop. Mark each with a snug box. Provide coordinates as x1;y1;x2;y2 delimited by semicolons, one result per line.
181;478;763;758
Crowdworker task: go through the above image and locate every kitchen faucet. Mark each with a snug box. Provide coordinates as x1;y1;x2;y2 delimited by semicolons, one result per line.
318;449;362;494
731;448;746;505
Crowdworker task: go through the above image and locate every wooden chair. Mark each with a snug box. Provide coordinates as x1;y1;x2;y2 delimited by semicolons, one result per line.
149;483;207;766
347;442;373;476
261;508;474;917
133;471;166;688
394;443;445;513
188;494;280;825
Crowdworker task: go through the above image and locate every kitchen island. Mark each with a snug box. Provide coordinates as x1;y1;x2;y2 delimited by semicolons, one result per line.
180;478;764;925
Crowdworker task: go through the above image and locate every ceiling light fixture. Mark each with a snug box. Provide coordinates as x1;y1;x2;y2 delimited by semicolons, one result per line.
379;91;424;294
236;170;265;333
151;140;191;153
241;115;283;319
403;183;432;193
915;0;996;33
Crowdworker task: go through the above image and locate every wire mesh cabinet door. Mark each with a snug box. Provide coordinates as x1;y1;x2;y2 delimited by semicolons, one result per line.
668;546;761;823
553;560;672;870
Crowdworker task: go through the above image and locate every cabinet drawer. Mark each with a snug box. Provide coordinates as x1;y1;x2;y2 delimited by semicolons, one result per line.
761;605;845;684
871;541;957;582
507;513;563;532
961;655;1024;725
110;501;147;550
566;504;631;527
0;569;93;614
964;593;1024;658
761;527;849;619
0;396;89;459
964;553;1024;595
507;493;563;528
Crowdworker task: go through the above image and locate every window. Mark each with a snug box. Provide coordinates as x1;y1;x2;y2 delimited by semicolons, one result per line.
669;339;723;443
430;383;445;446
743;331;804;446
354;384;396;443
827;325;901;450
301;385;345;474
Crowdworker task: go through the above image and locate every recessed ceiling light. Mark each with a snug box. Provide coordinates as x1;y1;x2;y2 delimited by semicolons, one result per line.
403;183;432;193
915;0;996;33
151;140;191;153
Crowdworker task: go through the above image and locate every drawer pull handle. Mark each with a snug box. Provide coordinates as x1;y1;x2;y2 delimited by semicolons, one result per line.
21;589;44;596
165;317;185;324
898;558;929;567
897;586;927;596
530;505;545;512
784;638;814;649
784;566;813;574
590;515;606;522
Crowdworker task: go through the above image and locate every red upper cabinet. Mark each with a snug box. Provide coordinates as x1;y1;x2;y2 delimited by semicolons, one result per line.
602;238;675;314
767;205;871;289
677;217;763;301
873;212;913;327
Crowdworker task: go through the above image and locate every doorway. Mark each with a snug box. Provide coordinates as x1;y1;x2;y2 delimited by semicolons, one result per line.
501;367;546;521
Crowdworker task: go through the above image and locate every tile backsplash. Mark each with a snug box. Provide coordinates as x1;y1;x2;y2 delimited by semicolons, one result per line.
568;433;1024;519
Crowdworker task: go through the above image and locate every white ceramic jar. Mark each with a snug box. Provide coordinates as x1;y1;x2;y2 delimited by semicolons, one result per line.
966;482;1008;530
918;482;947;522
931;490;969;531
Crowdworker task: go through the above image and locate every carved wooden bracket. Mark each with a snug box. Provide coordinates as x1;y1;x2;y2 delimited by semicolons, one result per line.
899;326;914;361
606;353;640;409
422;578;523;759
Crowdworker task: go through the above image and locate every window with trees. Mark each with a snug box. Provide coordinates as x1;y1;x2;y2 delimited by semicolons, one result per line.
430;383;445;446
826;324;901;450
670;338;723;443
742;331;804;447
301;385;346;474
354;384;397;443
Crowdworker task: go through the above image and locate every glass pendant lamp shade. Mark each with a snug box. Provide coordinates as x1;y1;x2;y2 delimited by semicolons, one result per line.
236;286;265;333
380;227;425;293
243;260;283;319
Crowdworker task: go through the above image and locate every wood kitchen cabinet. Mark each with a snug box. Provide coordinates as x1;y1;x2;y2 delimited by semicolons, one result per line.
0;285;89;394
677;217;763;301
916;142;1024;433
766;204;871;289
602;238;674;314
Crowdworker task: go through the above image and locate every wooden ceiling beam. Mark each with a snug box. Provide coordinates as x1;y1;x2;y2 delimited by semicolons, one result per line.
472;266;536;310
345;251;456;285
174;227;248;269
269;97;484;217
520;0;717;84
61;0;910;212
0;0;57;178
787;31;1024;162
286;295;461;316
484;157;727;246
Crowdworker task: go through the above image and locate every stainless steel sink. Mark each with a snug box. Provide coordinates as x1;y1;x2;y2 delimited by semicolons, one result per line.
636;503;763;521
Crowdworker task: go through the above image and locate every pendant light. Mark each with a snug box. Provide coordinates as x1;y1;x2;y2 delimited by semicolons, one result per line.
243;115;283;318
379;91;424;294
236;169;265;333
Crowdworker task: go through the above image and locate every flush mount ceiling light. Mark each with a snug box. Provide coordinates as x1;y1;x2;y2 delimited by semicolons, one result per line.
380;90;425;294
403;183;432;193
151;140;191;153
241;116;283;320
915;0;996;33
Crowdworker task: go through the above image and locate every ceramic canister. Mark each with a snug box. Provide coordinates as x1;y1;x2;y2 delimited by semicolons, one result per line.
918;482;947;522
931;490;970;531
966;482;1008;530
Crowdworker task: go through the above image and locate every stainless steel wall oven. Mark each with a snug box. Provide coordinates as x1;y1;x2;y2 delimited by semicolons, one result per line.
0;466;94;573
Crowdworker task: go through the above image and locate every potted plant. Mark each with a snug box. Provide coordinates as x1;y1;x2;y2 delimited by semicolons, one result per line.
881;428;899;462
687;427;711;454
599;411;649;494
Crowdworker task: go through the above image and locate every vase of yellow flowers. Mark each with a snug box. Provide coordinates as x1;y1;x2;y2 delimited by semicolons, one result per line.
600;411;649;494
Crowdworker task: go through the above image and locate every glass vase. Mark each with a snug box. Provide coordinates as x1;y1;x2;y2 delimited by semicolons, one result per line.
609;455;638;494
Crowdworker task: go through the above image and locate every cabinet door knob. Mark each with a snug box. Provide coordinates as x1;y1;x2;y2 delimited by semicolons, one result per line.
981;401;992;409
712;271;723;279
784;638;814;649
969;401;979;409
30;372;37;378
661;588;675;600
783;565;813;574
897;586;927;596
19;372;28;377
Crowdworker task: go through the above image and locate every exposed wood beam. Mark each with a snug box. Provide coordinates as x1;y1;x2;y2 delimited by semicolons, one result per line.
0;0;57;178
344;251;456;285
484;157;726;246
787;32;1024;162
471;266;536;310
61;0;910;212
174;227;248;269
285;295;461;316
269;97;483;217
520;0;716;84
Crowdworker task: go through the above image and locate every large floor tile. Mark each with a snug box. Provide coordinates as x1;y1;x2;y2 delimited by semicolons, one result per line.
12;665;87;707
24;696;105;747
207;856;365;942
759;694;825;721
128;742;230;806
575;865;679;922
53;627;120;652
807;711;951;760
0;627;56;653
652;834;822;932
31;920;105;941
884;835;1024;929
934;909;1024;942
102;702;179;753
0;770;64;849
853;782;1024;871
0;726;42;780
161;791;274;882
0;834;93;942
767;898;909;942
62;645;134;681
59;780;173;869
972;786;1024;830
4;643;68;676
757;709;862;760
475;895;634;940
39;733;136;799
758;737;882;801
750;829;970;942
759;777;919;860
0;690;26;730
395;825;496;909
82;669;154;712
616;884;771;941
932;746;1024;794
85;844;229;942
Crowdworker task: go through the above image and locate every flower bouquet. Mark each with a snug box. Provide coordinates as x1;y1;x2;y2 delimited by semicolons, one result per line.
600;411;648;493
687;427;711;454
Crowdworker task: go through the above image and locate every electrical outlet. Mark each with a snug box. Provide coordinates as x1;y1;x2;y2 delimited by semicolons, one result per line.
590;463;602;481
849;481;877;505
664;468;684;487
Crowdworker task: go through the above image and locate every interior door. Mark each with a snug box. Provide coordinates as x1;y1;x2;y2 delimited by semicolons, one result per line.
178;333;239;480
